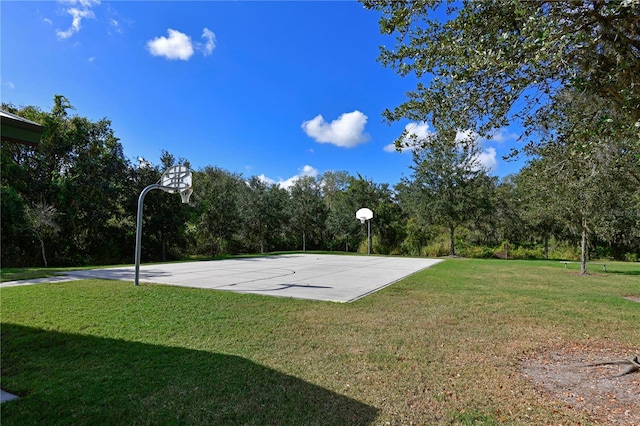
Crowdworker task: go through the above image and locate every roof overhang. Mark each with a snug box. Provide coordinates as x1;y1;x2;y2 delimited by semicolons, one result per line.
1;109;44;146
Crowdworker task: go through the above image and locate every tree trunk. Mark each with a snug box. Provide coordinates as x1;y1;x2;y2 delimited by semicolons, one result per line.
39;237;48;267
543;235;549;260
302;231;306;252
580;216;588;275
449;226;456;256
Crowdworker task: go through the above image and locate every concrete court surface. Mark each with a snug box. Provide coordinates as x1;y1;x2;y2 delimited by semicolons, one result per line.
53;254;443;303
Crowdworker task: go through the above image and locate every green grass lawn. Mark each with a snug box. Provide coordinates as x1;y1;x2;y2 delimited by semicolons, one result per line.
1;258;638;425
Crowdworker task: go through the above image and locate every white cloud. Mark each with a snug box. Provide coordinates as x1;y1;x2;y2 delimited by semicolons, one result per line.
300;164;319;176
43;18;53;25
257;174;275;185
301;110;369;148
454;130;500;172
384;121;435;152
199;28;216;56
488;128;518;143
2;80;15;90
455;129;480;144
278;165;319;189
147;29;194;61
147;27;216;60
476;147;498;172
258;165;319;190
385;123;499;173
406;121;433;140
55;0;100;40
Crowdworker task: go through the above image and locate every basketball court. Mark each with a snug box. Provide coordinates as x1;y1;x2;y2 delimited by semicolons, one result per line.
44;254;442;303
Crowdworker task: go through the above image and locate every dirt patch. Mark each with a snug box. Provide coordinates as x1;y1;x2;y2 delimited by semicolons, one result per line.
521;344;640;425
624;296;640;303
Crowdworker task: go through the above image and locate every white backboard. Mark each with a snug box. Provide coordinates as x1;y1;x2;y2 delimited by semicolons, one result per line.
160;165;192;194
356;207;373;221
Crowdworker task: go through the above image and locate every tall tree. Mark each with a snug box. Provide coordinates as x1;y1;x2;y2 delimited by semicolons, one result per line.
240;176;289;253
320;171;355;251
400;136;494;256
519;91;640;272
288;176;327;251
191;166;245;256
369;183;405;255
2;96;132;266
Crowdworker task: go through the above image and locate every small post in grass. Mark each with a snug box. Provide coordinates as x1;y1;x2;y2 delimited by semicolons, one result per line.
135;165;193;286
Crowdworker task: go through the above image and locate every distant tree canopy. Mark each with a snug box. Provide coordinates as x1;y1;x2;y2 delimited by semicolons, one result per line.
2;95;639;269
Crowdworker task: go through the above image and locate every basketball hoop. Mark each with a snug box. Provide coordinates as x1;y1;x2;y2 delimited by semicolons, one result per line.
160;165;192;194
355;208;374;255
134;164;194;286
355;208;373;223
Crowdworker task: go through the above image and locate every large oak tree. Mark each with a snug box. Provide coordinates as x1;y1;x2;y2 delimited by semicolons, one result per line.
362;0;639;147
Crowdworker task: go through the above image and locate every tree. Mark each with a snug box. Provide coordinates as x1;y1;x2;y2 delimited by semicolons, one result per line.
324;174;391;253
56;113;132;264
318;171;352;251
513;171;563;259
2;96;132;266
518;92;640;272
288;176;327;251
0;184;29;265
240;176;289;253
191;166;245;256
478;175;525;250
369;183;405;255
24;202;60;267
400;136;494;256
362;0;639;149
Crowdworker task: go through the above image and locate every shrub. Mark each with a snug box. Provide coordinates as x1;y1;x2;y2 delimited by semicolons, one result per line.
508;246;545;259
459;245;494;258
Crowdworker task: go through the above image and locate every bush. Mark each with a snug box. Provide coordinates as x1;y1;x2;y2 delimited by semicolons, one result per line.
625;252;639;262
459;245;494;258
508;246;545;259
422;241;449;257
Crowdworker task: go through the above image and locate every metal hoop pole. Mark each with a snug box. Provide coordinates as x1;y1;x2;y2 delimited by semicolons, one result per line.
134;184;162;286
367;219;371;255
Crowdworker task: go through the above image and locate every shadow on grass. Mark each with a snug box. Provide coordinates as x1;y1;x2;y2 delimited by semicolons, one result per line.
0;270;61;283
1;324;377;425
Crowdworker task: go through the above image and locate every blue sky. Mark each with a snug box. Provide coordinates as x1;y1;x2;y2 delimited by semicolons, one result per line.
2;0;525;187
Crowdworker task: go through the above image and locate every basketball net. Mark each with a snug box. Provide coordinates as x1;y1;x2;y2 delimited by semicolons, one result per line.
180;187;193;204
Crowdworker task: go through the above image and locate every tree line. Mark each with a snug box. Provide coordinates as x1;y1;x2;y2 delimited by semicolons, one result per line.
361;0;640;273
2;95;638;268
